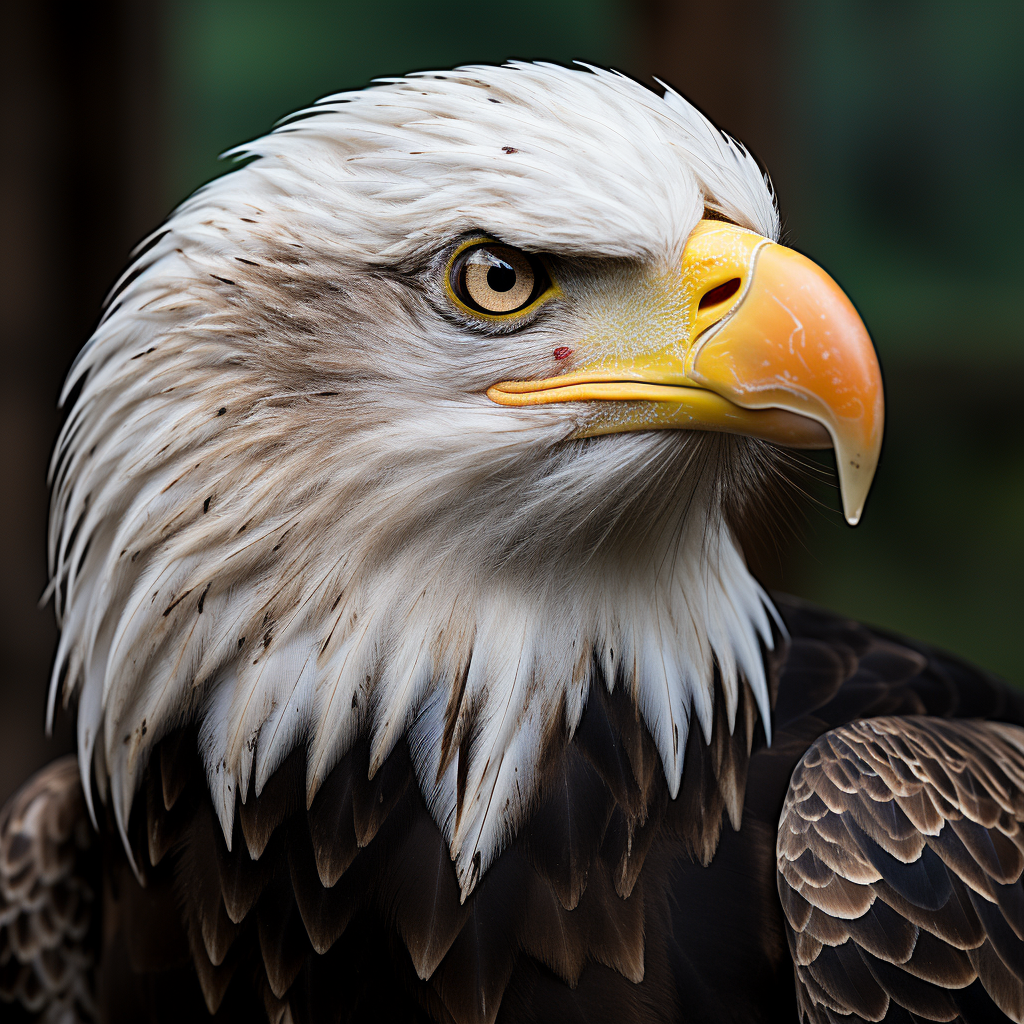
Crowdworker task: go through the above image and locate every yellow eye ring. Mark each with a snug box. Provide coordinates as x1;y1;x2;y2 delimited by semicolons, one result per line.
445;238;557;321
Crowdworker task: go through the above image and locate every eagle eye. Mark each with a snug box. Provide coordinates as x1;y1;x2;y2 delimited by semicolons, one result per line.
447;241;551;318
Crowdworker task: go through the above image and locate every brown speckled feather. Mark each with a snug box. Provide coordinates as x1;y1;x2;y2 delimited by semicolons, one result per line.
0;757;97;1023
777;715;1024;1024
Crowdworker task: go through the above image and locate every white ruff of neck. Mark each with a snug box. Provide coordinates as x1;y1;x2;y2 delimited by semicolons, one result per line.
54;421;777;898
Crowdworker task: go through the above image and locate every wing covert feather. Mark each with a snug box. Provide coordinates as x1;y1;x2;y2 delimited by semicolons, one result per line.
778;716;1024;1023
0;757;97;1024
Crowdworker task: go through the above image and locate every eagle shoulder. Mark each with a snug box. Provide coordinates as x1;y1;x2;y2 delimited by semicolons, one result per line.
777;715;1024;1023
0;756;97;1023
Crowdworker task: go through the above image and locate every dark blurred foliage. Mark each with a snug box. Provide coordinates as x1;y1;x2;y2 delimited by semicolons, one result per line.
1;0;1020;805
780;0;1024;683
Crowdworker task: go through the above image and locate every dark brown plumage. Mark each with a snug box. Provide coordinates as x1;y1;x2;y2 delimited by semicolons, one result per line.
0;757;96;1023
4;596;1023;1023
779;715;1024;1023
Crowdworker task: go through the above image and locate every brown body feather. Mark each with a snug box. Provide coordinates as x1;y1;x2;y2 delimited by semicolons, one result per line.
0;757;97;1023
4;596;1024;1023
778;716;1024;1023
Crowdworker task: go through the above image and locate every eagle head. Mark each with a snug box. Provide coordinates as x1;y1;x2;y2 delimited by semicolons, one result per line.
48;63;882;897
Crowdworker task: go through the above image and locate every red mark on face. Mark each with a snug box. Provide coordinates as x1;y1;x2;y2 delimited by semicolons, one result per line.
553;347;572;361
501;146;518;154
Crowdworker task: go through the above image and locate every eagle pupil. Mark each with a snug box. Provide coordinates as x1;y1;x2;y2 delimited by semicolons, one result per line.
487;263;517;292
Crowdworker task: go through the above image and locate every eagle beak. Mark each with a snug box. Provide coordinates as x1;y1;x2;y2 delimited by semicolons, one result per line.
487;221;884;525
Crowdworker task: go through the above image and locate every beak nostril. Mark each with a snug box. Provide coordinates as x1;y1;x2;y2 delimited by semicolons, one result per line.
698;278;741;310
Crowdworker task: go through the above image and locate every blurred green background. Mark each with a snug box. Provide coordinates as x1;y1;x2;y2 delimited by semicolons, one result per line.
2;0;1021;803
780;0;1024;682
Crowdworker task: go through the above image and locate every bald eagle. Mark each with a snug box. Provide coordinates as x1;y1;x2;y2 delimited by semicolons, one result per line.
2;63;1023;1024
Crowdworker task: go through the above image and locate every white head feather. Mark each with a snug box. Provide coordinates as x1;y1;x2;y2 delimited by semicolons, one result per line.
49;62;781;895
